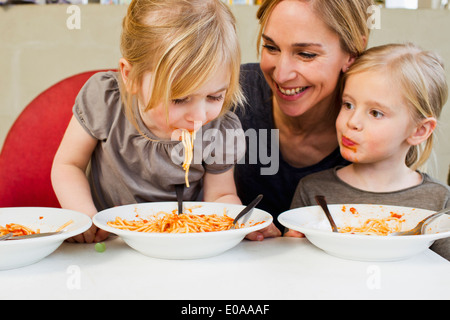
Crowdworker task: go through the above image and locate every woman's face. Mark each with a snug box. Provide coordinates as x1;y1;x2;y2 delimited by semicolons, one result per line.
260;0;354;118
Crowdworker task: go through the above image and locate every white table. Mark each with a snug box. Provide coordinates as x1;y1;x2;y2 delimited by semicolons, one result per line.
1;236;449;300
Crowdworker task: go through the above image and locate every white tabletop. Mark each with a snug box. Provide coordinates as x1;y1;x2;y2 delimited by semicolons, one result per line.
1;236;449;300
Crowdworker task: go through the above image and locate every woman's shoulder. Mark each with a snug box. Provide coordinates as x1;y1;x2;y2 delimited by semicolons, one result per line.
236;63;273;129
240;63;269;93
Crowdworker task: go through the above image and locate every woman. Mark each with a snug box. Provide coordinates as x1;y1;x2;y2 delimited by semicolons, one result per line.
235;0;374;239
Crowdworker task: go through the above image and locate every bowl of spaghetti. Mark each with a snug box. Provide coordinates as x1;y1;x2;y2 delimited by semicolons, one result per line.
93;202;272;259
0;207;92;270
278;204;450;261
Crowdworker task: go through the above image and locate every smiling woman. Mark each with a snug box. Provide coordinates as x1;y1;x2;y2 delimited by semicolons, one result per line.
234;0;374;237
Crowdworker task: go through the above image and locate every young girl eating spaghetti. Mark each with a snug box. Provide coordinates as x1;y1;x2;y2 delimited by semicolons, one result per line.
51;0;246;243
290;43;450;259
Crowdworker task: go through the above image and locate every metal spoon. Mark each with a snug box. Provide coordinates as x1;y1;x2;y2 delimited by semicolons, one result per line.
315;195;339;233
231;194;263;229
175;184;184;215
389;207;450;236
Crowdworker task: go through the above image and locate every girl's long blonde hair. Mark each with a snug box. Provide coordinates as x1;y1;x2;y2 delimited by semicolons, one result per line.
343;43;448;170
119;0;245;132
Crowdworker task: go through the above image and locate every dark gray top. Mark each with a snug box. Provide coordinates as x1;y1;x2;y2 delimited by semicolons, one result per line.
291;167;450;260
73;71;245;210
291;167;450;210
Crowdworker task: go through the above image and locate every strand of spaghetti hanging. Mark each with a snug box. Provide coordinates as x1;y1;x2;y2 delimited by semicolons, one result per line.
180;128;197;187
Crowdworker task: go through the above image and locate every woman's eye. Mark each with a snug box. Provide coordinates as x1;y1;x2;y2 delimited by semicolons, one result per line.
299;52;317;60
262;44;278;52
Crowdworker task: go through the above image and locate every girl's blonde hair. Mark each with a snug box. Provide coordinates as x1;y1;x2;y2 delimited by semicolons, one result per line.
119;0;245;131
256;0;374;57
343;43;448;170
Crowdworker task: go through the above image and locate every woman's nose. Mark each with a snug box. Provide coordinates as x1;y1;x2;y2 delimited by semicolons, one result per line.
273;54;297;84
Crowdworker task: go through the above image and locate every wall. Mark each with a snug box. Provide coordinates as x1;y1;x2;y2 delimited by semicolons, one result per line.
0;5;449;182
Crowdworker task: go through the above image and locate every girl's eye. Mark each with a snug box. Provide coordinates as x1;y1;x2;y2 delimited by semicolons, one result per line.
342;102;354;110
370;110;384;119
208;94;224;102
172;98;189;105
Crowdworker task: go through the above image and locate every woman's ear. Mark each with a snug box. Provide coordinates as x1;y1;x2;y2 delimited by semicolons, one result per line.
119;58;134;93
342;54;357;73
407;117;437;146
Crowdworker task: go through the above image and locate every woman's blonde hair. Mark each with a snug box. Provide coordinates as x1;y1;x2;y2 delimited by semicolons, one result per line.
256;0;374;57
119;0;244;130
343;43;448;170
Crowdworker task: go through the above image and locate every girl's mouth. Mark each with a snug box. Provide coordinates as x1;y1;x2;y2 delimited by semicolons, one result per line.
341;136;358;152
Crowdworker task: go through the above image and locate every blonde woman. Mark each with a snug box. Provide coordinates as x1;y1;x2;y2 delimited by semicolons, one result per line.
291;43;450;259
235;0;373;239
52;0;246;243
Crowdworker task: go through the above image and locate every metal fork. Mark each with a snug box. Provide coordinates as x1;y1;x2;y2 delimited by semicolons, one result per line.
389;207;450;236
0;233;13;241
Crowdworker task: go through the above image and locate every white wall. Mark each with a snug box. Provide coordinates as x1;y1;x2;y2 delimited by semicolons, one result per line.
1;5;449;182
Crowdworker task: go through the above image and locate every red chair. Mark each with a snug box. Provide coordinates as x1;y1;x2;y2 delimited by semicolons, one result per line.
0;70;111;208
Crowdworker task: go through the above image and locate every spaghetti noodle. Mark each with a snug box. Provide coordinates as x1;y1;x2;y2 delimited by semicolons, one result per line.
0;220;73;237
338;217;403;236
0;224;38;237
181;129;196;187
107;210;264;234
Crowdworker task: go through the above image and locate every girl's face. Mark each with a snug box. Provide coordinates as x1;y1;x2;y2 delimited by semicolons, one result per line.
139;67;230;139
260;0;354;117
336;70;419;166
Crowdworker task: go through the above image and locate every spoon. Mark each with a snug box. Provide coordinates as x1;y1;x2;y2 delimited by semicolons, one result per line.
175;184;184;215
315;195;339;233
389;207;450;236
231;194;264;229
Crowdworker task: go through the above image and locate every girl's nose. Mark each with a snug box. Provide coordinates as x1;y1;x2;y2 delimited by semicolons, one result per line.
347;112;363;131
186;102;207;126
273;54;297;84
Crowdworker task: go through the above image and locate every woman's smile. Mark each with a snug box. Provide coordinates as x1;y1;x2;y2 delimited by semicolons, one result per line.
275;83;310;101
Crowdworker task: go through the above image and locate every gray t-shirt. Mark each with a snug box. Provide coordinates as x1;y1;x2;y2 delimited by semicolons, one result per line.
291;167;450;260
73;71;245;210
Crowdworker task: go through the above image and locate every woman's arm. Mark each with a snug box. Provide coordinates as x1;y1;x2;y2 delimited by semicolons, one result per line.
51;116;108;242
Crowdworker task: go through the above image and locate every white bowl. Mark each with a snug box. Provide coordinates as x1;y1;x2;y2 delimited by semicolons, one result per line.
278;204;450;262
93;202;272;259
0;207;92;270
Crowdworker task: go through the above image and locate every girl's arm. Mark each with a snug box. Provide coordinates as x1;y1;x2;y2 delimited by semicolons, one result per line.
202;168;241;204
203;168;281;240
51;116;107;242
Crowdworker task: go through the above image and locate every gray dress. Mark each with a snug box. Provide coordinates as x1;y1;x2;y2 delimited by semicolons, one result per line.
73;71;245;210
291;167;450;260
